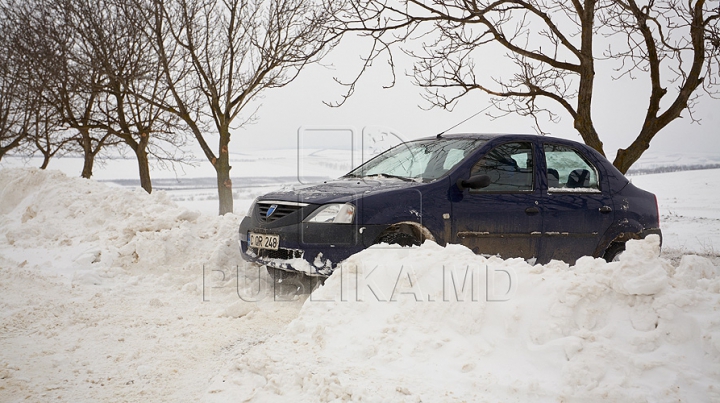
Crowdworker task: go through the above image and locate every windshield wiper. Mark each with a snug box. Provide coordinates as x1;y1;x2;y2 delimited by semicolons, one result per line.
375;173;415;182
345;172;416;182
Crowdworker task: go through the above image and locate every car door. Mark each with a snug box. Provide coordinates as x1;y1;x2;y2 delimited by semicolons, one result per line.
451;141;542;259
539;143;614;263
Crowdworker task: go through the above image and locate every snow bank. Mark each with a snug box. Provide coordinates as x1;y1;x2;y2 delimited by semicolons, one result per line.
0;168;233;276
210;237;720;402
0;168;300;402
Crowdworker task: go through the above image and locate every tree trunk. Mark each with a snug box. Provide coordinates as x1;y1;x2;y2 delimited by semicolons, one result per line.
136;148;152;193
614;126;654;174
135;133;152;193
216;132;233;215
573;0;605;157
81;154;95;178
80;129;95;179
40;153;50;169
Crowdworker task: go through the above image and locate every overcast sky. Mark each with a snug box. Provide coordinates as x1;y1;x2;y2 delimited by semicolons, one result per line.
231;35;719;162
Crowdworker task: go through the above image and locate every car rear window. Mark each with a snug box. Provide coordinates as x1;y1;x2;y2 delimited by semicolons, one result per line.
544;144;601;192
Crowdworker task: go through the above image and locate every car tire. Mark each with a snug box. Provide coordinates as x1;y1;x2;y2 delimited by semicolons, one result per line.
377;231;420;247
603;242;625;262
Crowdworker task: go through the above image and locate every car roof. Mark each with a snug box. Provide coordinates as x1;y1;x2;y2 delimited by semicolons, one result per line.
417;133;540;141
416;133;593;147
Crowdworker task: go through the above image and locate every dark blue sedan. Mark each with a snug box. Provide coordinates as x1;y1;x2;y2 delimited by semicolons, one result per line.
239;134;661;276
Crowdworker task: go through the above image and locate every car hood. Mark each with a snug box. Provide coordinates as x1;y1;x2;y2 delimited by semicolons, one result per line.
258;177;423;204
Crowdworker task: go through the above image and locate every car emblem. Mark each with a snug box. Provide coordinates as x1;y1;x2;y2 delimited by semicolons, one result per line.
266;204;278;218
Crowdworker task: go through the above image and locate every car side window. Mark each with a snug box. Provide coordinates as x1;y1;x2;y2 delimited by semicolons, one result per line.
470;142;534;192
543;144;600;192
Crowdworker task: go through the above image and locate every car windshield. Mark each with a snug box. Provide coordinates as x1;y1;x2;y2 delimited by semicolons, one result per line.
346;138;487;182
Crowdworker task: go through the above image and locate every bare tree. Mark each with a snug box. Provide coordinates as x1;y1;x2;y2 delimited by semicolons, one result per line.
7;0;122;178
339;0;720;173
1;3;69;167
0;64;31;161
6;0;188;186
0;10;32;160
141;0;342;214
67;0;188;192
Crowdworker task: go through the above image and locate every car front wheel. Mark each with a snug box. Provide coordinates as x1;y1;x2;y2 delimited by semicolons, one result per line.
376;231;420;247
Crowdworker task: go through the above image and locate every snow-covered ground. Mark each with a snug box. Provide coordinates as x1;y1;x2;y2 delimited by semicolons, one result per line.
1;161;719;402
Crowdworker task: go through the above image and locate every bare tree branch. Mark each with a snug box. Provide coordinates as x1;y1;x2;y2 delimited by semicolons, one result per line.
140;0;343;214
338;0;720;172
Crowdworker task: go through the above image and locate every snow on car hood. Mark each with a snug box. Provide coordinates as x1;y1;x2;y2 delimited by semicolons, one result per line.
258;176;422;204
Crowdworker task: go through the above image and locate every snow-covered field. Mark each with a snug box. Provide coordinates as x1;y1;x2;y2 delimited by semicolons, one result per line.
1;161;719;402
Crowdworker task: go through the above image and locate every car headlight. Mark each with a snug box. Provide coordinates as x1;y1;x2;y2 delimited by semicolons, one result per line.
245;197;258;217
305;203;355;224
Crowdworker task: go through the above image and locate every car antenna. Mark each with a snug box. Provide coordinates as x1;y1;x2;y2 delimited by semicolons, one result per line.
436;104;493;139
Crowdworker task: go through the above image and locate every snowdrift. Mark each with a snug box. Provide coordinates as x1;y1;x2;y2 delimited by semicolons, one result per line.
1;168;719;402
0;168;282;402
0;168;240;277
210;238;720;398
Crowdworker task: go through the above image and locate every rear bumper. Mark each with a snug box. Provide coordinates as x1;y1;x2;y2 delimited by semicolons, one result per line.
642;227;663;246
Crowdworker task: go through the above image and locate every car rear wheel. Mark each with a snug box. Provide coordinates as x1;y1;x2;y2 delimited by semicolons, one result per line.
603;242;625;262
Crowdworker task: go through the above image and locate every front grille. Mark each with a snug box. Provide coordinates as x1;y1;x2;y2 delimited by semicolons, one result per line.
257;202;305;222
253;247;304;260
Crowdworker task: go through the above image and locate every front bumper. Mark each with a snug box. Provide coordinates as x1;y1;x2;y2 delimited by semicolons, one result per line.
238;216;387;276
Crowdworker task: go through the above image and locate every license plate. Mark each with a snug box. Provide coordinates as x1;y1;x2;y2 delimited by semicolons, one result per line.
248;232;279;250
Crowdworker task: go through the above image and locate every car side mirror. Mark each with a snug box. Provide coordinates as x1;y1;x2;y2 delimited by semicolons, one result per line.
456;174;491;190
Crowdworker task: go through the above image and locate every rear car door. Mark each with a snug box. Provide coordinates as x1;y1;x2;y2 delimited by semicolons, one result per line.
451;141;542;259
539;143;614;263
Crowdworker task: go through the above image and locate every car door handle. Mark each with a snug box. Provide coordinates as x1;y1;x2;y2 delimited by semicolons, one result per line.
599;205;613;214
525;206;540;215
